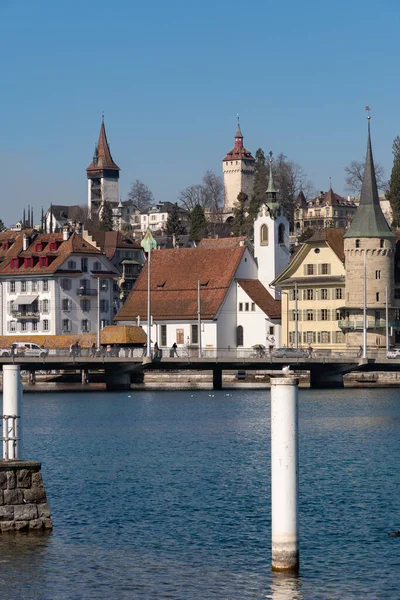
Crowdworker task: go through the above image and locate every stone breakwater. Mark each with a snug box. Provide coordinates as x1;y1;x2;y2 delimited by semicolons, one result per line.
0;460;52;533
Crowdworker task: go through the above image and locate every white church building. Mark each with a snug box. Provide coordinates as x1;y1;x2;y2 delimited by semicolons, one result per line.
115;173;290;354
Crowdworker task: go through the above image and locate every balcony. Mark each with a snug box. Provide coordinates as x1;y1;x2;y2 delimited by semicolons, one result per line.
338;319;400;330
76;288;97;297
11;310;40;320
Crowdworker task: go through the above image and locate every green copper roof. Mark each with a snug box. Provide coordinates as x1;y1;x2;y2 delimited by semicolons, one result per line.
266;160;277;194
344;121;394;239
141;228;158;252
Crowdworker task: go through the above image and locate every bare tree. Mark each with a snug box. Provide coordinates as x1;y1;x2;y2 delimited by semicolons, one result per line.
178;184;208;211
345;160;387;194
127;179;154;211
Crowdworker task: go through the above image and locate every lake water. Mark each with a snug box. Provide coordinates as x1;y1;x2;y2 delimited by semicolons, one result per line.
1;387;400;599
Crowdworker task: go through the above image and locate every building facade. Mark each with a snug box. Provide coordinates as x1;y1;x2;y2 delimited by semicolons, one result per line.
0;229;117;337
294;188;357;234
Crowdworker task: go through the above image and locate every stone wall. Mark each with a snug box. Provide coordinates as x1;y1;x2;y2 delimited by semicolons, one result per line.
0;460;52;533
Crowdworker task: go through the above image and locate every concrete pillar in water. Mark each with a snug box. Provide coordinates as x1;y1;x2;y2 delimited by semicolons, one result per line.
81;369;89;385
212;370;222;390
28;371;36;385
270;375;299;573
2;365;22;460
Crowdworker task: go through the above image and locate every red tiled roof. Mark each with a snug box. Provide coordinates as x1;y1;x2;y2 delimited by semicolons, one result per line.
237;279;281;319
223;146;255;162
86;230;142;260
198;236;247;248
115;246;247;321
0;231;102;276
87;121;120;173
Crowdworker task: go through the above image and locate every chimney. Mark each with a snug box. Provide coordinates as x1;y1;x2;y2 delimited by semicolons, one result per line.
63;225;71;241
23;234;30;251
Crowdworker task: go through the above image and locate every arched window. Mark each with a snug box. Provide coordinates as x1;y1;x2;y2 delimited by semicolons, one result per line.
236;325;244;347
355;239;360;248
278;223;285;245
260;224;268;246
380;239;384;249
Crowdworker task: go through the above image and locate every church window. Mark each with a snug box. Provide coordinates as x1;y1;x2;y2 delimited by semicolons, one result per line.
245;303;249;311
278;224;285;245
251;303;255;311
355;239;360;248
191;324;198;344
239;303;243;311
260;225;269;246
376;270;381;279
380;239;384;248
236;325;244;347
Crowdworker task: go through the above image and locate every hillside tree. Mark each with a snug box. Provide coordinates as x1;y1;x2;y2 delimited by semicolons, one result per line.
231;192;249;237
190;204;208;243
166;204;187;236
345;159;387;194
127;179;154;211
386;135;400;226
99;201;114;231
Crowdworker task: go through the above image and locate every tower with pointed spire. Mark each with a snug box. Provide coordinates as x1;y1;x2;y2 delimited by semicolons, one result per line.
86;119;120;213
342;116;396;350
253;153;290;299
222;119;255;212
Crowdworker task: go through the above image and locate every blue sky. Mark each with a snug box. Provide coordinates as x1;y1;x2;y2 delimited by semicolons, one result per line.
0;0;399;225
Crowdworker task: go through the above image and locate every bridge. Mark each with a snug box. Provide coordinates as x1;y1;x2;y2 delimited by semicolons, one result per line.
1;348;399;389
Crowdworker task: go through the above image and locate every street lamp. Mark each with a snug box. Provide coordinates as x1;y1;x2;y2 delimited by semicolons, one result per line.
97;277;107;350
141;229;158;358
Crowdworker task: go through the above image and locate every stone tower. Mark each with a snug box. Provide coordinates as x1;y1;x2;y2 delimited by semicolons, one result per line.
343;118;395;351
254;155;290;299
87;119;120;213
222;120;255;213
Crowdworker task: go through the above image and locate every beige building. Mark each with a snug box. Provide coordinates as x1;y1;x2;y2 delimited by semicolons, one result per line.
294;188;357;234
222;121;255;214
272;229;346;351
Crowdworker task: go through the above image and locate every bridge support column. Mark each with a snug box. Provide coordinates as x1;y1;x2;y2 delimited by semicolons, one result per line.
105;371;131;391
309;368;344;388
81;369;89;385
28;371;36;385
2;365;22;460
212;370;222;390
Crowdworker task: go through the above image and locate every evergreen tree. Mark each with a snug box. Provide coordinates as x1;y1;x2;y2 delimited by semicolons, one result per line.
231;192;248;236
0;219;5;232
253;149;268;209
245;194;260;240
386;135;400;226
190;204;208;243
166;204;186;236
99;201;114;231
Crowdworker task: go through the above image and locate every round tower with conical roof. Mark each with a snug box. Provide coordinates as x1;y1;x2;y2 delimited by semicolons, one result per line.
87;119;120;213
342;118;395;351
222;120;255;213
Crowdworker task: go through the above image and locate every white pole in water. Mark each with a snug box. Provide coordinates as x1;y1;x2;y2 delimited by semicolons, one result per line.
2;365;22;460
271;374;299;573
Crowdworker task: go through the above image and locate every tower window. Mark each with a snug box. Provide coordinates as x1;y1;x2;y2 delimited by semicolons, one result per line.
376;270;381;279
278;224;285;245
260;224;269;246
236;325;244;347
376;292;380;301
380;239;384;249
355;239;360;248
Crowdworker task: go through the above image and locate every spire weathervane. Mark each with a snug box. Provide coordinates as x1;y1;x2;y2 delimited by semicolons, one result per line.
269;150;273;164
365;105;371;120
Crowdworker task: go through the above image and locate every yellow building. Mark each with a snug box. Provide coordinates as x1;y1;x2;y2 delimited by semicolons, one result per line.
272;229;346;351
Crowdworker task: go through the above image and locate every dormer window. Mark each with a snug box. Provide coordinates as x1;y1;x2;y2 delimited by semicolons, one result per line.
10;257;20;269
39;256;49;268
49;241;57;251
35;242;43;252
24;257;34;268
2;242;9;250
